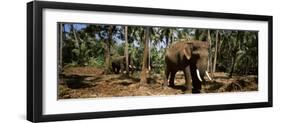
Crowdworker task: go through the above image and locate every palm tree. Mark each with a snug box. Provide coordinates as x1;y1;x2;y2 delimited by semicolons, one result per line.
88;25;120;72
176;28;193;41
234;31;258;75
127;26;144;70
195;29;208;41
140;27;150;84
207;30;213;73
212;30;219;73
58;23;64;72
104;26;113;73
124;26;129;75
229;31;245;77
160;28;175;46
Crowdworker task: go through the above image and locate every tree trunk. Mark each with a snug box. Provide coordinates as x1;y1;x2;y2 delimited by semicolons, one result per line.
59;23;63;72
71;24;82;64
207;30;213;73
124;26;129;75
212;30;219;73
195;30;200;40
148;36;151;71
171;29;174;43
229;55;236;78
140;27;150;84
165;36;169;47
229;32;240;77
105;26;113;73
71;25;79;44
218;31;224;54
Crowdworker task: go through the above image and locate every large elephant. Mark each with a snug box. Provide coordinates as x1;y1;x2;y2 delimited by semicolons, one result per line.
111;55;135;74
164;40;212;93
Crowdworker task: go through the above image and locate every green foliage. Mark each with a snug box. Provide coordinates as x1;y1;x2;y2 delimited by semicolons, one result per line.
150;46;165;73
88;56;105;68
62;25;106;67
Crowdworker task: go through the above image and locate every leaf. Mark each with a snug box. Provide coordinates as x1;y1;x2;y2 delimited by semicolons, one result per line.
80;42;86;51
72;49;80;55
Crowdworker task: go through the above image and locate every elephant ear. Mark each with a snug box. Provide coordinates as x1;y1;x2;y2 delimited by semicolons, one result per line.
183;43;192;60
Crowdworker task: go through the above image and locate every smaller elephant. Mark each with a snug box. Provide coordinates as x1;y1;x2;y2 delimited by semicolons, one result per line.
111;55;135;74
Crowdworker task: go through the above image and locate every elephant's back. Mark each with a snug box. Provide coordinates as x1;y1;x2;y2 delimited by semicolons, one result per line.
112;56;125;62
166;41;187;53
165;42;184;66
168;41;187;50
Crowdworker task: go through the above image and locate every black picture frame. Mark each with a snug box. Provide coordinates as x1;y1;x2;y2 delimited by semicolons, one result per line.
27;1;273;122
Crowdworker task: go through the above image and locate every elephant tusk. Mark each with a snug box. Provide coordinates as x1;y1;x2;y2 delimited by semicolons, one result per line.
205;71;212;81
196;69;203;82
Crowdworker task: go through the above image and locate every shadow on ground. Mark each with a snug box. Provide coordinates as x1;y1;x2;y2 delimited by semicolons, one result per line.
58;67;258;99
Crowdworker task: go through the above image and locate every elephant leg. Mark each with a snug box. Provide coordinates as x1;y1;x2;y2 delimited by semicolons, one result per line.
164;66;170;86
130;65;135;75
113;67;116;74
192;79;201;93
113;65;117;74
190;66;202;93
116;67;120;74
169;71;176;87
183;66;192;91
132;66;135;74
120;63;124;74
115;67;119;74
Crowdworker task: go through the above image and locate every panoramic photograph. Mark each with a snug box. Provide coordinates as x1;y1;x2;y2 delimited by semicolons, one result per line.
57;22;258;99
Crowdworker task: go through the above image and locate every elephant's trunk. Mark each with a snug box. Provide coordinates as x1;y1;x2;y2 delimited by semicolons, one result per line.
205;71;212;81
196;69;203;82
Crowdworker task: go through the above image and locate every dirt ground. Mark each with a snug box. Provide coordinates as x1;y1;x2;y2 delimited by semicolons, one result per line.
58;67;258;99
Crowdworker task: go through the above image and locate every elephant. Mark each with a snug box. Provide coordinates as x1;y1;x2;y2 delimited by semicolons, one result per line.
111;55;136;74
164;40;212;93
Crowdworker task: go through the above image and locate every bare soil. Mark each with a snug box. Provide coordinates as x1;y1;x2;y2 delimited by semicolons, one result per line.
58;67;258;99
